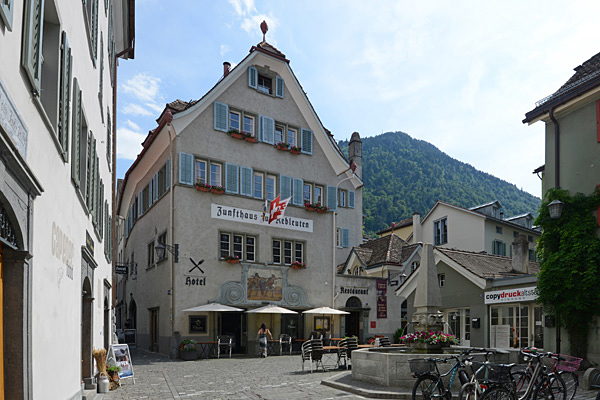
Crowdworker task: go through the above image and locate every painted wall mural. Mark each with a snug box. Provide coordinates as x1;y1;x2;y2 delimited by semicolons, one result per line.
247;268;282;301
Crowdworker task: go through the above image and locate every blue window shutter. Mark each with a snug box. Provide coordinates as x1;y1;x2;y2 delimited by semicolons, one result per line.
0;0;14;31
153;173;159;201
275;76;284;98
225;163;239;194
138;191;144;216
348;191;355;208
148;181;153;207
258;116;263;142
166;158;171;188
301;129;313;155
260;115;274;144
248;66;257;89
280;175;292;200
240;166;253;197
22;0;44;92
292;178;303;206
214;102;228;132
59;31;72;157
342;228;350;248
327;185;337;211
179;152;193;185
71;79;82;187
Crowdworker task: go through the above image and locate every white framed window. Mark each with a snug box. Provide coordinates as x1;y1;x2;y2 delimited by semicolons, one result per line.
284;240;293;265
220;232;257;262
266;174;276;201
195;160;207;185
339;189;347;208
434;217;448;245
275;125;284;144
438;273;445;287
220;233;230;259
246;237;256;262
210;162;222;186
272;240;281;264
243;115;255;135
336;228;341;248
253;172;263;199
147;240;155;268
287;128;297;147
233;234;243;259
258;74;272;94
229;110;241;131
315;185;324;206
303;183;312;204
294;242;304;264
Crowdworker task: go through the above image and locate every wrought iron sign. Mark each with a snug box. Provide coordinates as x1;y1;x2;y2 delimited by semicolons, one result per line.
0;205;17;247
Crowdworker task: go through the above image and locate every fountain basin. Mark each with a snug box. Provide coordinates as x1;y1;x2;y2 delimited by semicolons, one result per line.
351;347;509;390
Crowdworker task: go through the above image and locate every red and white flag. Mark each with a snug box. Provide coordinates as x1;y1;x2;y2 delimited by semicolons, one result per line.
268;195;291;224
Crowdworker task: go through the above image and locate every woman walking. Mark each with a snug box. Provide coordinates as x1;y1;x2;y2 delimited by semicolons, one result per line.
257;323;273;358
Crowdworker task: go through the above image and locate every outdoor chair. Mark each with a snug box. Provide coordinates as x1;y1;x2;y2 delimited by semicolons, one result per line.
378;336;391;347
279;334;292;355
301;339;325;372
217;335;232;359
342;337;358;369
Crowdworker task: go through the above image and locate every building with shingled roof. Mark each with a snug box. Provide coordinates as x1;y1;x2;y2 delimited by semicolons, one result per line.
115;26;363;356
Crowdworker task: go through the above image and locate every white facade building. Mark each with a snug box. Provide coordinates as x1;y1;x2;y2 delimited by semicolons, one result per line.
0;0;134;398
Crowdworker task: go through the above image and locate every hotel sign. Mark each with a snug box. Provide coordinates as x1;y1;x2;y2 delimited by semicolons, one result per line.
484;286;537;304
211;204;313;232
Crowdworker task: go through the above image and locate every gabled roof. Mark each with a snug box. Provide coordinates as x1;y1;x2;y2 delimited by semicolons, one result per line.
436;248;540;279
376;217;413;235
505;213;533;221
250;41;288;63
524;51;600;123
341;234;420;274
469;200;502;211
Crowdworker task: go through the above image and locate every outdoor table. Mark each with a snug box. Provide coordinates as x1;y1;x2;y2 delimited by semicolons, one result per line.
197;341;217;359
322;345;344;369
357;344;375;348
267;340;280;356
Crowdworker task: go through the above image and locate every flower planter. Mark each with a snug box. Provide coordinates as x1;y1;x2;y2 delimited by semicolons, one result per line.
210;188;225;195
226;259;240;264
290;149;301;155
230;132;244;140
180;350;198;361
316;208;327;214
275;145;289;151
305;206;315;212
196;185;211;192
245;136;258;143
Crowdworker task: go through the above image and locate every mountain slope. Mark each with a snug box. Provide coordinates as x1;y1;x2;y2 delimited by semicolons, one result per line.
339;131;541;235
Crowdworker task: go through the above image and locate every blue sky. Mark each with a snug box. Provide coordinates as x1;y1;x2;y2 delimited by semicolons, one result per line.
116;0;600;197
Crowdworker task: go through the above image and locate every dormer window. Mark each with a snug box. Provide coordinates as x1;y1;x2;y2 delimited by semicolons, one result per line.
258;75;272;94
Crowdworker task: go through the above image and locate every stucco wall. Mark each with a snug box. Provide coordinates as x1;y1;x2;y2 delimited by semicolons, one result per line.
421;205;485;251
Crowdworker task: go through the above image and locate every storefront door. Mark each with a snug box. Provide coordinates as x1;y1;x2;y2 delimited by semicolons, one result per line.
533;306;544;348
220;311;244;353
150;308;159;352
490;305;533;348
446;308;470;346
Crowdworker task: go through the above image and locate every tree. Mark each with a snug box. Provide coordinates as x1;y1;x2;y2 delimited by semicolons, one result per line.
534;187;600;359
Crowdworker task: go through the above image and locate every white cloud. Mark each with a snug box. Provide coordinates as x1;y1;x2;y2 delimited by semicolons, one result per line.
220;44;230;57
125;120;140;131
145;102;164;113
120;73;162;103
228;0;255;16
122;103;154;117
240;14;277;37
117;123;147;161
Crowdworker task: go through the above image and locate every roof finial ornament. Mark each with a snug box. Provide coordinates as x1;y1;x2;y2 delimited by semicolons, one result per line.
260;20;268;42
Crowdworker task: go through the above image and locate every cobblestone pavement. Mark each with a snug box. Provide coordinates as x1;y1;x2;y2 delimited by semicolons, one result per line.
100;348;365;400
100;348;600;400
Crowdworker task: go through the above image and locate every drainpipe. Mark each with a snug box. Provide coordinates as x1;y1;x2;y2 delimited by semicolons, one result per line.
165;113;175;334
549;108;560;188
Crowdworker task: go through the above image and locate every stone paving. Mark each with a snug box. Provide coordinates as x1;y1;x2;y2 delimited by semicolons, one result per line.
100;348;600;400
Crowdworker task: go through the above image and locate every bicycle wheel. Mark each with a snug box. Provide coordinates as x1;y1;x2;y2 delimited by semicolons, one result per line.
557;371;578;400
511;370;531;396
412;374;446;400
479;386;515;400
459;382;478;400
533;375;567;400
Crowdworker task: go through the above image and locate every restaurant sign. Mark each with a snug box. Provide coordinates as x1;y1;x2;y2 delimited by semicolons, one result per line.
211;204;313;232
484;286;537;304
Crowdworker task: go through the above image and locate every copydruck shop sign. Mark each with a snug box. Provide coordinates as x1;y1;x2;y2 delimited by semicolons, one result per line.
484;287;537;304
211;204;313;233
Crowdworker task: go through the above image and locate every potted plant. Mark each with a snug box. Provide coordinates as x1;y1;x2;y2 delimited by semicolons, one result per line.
244;132;258;143
225;255;240;264
275;142;289;151
304;202;316;212
289;146;302;154
315;204;329;214
179;339;199;360
290;261;306;270
210;185;225;195
106;364;121;383
227;128;244;140
195;182;211;192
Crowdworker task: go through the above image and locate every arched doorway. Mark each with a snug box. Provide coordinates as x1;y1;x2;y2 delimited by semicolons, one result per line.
344;296;362;339
81;278;93;382
104;297;110;350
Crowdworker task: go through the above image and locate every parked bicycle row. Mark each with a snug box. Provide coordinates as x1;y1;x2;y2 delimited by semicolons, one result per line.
409;347;583;400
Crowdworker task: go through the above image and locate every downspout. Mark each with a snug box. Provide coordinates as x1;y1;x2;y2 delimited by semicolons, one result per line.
165;113;175;334
549;108;560;188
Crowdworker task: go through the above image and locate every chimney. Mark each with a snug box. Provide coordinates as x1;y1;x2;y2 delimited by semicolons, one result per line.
512;234;529;273
223;62;231;77
412;212;422;243
348;132;362;179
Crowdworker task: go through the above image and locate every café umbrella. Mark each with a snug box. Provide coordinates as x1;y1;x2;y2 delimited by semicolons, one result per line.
247;305;297;339
182;303;244;340
302;307;349;338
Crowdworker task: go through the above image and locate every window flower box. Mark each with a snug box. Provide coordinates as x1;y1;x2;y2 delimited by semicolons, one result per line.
227;129;244;140
225;255;240;264
290;261;306;270
244;134;258;143
195;182;211;192
275;142;289;151
304;203;316;212
210;186;225;195
315;204;329;213
289;146;301;154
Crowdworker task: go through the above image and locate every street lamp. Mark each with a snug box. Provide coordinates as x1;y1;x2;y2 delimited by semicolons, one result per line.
155;243;179;263
548;199;564;219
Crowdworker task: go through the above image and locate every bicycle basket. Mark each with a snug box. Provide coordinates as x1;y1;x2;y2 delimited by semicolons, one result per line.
472;362;512;383
557;354;583;372
409;359;436;375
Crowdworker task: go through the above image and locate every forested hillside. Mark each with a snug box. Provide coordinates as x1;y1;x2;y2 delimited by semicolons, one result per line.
339;131;541;235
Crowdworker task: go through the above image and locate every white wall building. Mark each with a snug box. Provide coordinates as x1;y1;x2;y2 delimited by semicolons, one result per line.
0;0;134;398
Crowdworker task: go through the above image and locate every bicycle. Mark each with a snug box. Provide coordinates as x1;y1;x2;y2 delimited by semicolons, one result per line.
459;349;513;400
